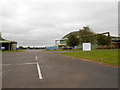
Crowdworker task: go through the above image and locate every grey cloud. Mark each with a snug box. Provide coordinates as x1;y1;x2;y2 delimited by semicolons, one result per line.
1;1;118;46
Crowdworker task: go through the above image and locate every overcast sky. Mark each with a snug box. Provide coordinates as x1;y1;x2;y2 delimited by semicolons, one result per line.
1;0;118;46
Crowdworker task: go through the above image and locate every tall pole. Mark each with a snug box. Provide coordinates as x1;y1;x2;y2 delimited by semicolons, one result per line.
0;32;1;38
8;42;10;51
55;40;57;45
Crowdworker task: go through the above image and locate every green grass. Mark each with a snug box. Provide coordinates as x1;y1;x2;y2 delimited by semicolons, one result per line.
0;50;25;52
61;49;119;66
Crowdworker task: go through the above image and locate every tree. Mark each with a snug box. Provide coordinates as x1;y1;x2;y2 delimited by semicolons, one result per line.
19;46;23;49
79;26;96;43
67;34;79;50
27;46;30;49
97;34;111;46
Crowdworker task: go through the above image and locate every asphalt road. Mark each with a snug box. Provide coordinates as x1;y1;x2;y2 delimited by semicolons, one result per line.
2;50;118;88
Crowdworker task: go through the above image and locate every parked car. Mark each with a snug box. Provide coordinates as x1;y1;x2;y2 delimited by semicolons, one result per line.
0;47;5;51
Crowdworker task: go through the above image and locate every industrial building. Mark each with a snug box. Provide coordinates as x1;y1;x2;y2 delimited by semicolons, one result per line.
0;34;17;51
55;32;120;49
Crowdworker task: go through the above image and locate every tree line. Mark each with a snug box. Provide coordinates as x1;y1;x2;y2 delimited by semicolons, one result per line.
66;26;111;49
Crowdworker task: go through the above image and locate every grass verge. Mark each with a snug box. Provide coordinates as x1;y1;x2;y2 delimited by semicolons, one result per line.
0;50;25;52
61;49;119;66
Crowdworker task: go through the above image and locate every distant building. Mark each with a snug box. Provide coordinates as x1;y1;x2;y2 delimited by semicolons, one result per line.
18;46;46;50
0;33;17;51
55;38;68;49
110;36;120;48
55;32;120;49
46;46;57;50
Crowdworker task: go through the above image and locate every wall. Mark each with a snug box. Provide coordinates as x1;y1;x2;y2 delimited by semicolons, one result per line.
60;40;67;45
11;44;17;51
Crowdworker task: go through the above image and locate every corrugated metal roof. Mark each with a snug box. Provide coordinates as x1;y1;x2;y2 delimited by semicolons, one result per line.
0;35;17;43
0;41;17;43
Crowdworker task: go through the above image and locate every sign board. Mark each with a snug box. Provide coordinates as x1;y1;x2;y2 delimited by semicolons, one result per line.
82;43;91;51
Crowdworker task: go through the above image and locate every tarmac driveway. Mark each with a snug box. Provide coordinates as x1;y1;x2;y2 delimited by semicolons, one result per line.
2;50;118;88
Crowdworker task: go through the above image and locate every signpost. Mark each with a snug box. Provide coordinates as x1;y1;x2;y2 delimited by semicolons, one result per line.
83;43;91;51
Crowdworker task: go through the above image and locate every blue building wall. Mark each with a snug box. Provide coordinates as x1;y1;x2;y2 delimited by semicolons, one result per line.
46;46;58;50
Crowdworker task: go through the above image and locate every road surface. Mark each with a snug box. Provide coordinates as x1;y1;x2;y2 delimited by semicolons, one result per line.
2;50;118;88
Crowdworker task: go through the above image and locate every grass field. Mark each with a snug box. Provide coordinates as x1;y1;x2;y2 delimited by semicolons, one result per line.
61;49;119;66
0;50;25;52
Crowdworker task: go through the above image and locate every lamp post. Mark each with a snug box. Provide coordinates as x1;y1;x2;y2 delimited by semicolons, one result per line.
8;42;10;51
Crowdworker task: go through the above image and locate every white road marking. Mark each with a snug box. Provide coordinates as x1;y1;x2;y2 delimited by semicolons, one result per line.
35;56;38;61
2;70;11;78
2;64;12;66
0;71;4;75
2;62;37;66
15;62;37;65
36;62;43;79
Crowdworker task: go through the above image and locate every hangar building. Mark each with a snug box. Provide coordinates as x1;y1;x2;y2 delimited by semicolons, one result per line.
0;34;17;51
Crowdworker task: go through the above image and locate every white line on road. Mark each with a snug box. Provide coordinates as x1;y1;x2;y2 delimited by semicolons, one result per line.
1;64;12;66
0;72;2;75
36;62;43;79
2;70;11;78
0;71;4;75
15;62;37;65
2;62;37;66
35;56;38;61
